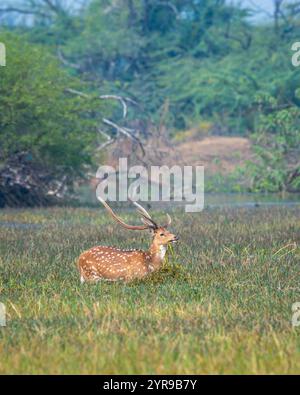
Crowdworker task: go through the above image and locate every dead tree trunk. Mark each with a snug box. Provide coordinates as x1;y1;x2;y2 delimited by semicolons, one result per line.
0;153;69;207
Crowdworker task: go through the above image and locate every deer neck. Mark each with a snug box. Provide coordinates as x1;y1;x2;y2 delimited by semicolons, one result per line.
148;242;167;272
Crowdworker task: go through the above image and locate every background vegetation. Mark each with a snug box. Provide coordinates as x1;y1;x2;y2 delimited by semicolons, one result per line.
0;0;300;198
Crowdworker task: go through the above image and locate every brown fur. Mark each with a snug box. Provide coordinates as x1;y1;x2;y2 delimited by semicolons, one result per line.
78;227;178;282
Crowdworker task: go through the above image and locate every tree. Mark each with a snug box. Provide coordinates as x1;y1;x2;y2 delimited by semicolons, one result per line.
0;32;102;206
1;1;300;194
248;94;300;192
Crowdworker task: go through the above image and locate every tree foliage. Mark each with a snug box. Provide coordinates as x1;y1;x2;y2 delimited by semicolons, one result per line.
1;0;300;192
0;32;106;206
0;32;103;174
249;94;300;192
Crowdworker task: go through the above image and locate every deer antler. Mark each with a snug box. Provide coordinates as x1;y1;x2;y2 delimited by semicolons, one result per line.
129;199;158;229
97;196;150;230
164;213;172;228
98;196;172;230
131;199;152;219
131;199;172;228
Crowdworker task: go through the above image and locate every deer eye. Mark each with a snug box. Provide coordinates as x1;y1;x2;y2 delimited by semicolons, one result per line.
160;233;165;236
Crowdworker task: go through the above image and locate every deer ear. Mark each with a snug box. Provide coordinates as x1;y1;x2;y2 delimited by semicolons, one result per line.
149;227;155;236
140;218;157;234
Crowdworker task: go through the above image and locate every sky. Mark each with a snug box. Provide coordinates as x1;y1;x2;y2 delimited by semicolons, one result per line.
239;0;274;13
232;0;296;21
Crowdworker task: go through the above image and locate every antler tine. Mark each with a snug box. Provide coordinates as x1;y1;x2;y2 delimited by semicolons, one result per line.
130;199;158;228
165;213;172;227
97;196;149;230
130;199;152;219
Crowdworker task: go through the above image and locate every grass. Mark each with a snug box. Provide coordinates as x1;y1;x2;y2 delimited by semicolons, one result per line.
0;205;300;374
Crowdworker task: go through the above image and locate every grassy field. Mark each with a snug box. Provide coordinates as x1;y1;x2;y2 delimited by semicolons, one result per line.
0;205;299;374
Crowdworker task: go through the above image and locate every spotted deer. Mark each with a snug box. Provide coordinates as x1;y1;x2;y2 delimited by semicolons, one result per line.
77;198;178;283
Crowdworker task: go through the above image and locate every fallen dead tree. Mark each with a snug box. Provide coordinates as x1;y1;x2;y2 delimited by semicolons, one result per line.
0;152;69;207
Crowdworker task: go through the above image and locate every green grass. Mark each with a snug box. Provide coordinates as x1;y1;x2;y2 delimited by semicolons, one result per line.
0;206;300;374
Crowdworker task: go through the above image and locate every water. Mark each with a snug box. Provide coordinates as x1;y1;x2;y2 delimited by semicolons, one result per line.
75;183;300;208
0;193;299;229
204;192;300;208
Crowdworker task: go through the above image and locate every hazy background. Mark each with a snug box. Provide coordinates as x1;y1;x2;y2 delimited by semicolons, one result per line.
0;0;300;206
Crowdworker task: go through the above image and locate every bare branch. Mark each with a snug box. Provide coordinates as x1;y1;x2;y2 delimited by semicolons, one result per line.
0;0;67;18
65;88;89;98
0;7;48;18
65;88;145;156
57;48;81;70
42;0;62;14
102;118;145;156
65;88;138;119
99;95;129;118
96;128;116;151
